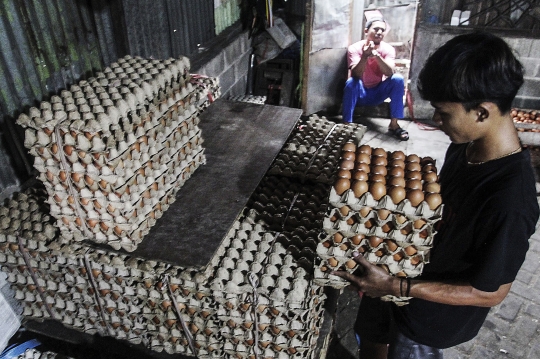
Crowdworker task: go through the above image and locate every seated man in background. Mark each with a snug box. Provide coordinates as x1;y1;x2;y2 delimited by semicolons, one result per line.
342;17;407;141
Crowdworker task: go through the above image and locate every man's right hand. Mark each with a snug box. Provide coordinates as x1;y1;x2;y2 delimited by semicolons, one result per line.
362;41;376;59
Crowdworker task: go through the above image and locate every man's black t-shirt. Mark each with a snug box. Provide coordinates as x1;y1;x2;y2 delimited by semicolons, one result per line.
393;143;539;349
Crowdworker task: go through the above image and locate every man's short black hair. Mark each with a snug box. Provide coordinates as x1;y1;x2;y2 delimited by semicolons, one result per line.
417;31;523;113
365;17;386;30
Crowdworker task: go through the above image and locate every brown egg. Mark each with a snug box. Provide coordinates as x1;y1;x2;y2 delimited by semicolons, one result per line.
406;189;425;206
355;152;371;164
422;172;438;183
340;159;355;170
381;222;393;233
368;236;384;247
405;179;423;190
422;164;438;173
388;186;406;204
369;173;386;183
420;156;435;167
51;143;58;154
355;162;371;173
375;249;386;257
59;170;67;182
346;216;356;225
395;214;407;224
425;193;443;210
410;255;422;266
359;207;372;218
364;219;376;229
369;182;386;200
334;232;343;243
405;171;423;181
352;180;369;197
377;209;391;220
387;176;406;188
371;165;388;176
388;167;405;178
339;206;351;216
406;154;421;163
334;178;351;195
351;234;365;245
391;150;406;161
342;142;356;152
404;245;418;256
352;170;369;181
322;240;332;248
372;147;387;157
327;257;339;267
346;259;357;269
64;145;74;156
400;223;413;235
341;151;356;161
385;238;398;252
357;144;372;155
406;162;422;172
393;251;405;261
423;182;441;193
389;159;406;169
413;219;427;229
372;156;388;167
337;169;352;179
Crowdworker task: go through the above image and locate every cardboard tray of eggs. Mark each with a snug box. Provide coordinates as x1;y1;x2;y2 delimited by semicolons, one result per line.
315;143;443;304
512;108;540;146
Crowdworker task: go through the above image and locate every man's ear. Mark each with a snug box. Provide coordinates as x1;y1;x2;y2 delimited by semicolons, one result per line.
476;106;488;121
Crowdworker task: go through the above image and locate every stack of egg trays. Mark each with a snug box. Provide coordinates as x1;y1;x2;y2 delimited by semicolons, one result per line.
204;216;327;359
316;183;443;305
16;55;214;252
245;175;330;269
12;348;75;359
0;189;223;357
268;114;367;184
0;188;327;359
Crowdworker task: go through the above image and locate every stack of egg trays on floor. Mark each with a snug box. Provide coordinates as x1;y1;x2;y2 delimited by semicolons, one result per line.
267;114;367;184
0;189;225;357
0;187;327;359
203;216;327;359
315;143;444;305
12;348;75;359
16;55;216;252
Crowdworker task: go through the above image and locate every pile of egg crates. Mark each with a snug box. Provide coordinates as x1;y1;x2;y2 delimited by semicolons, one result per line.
315;143;444;305
0;115;369;359
16;55;215;252
0;187;325;359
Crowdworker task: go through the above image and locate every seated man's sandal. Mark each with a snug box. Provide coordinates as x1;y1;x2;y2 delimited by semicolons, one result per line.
389;127;409;141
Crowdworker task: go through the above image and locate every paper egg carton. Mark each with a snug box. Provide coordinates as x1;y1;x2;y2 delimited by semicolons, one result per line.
268;114;367;184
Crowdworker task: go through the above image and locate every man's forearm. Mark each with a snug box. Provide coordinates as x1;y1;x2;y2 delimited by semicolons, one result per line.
408;280;512;307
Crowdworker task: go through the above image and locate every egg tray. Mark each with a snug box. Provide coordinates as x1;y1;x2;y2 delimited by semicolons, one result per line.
328;187;444;221
228;94;267;105
267;115;367;184
17;55;192;133
315;234;429;276
0;190;329;359
322;207;438;247
245;175;329;233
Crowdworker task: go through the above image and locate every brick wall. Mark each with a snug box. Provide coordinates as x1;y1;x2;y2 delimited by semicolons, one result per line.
191;26;252;98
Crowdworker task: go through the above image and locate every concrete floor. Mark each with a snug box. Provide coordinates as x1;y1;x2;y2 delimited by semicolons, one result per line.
324;116;540;359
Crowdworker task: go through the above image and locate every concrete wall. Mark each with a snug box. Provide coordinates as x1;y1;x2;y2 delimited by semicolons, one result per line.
409;24;540;120
191;27;252;98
